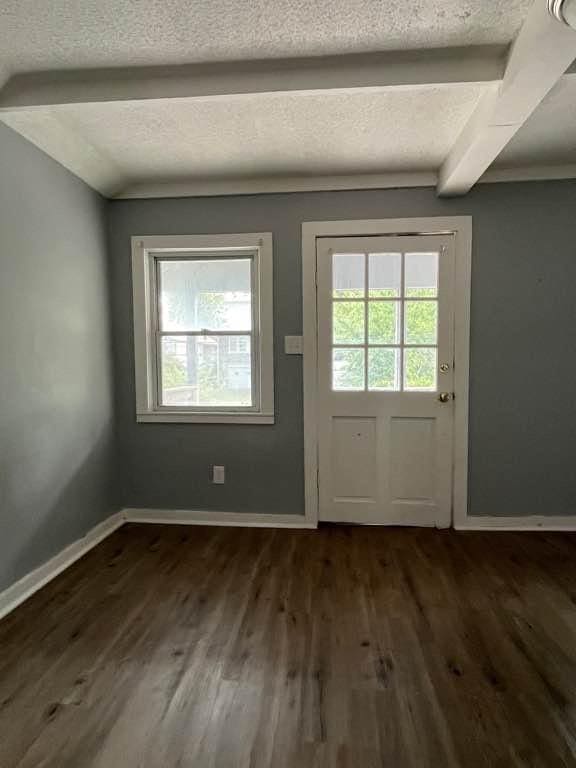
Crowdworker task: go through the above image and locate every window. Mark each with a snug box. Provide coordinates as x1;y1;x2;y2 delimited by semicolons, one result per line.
132;234;274;423
331;250;438;392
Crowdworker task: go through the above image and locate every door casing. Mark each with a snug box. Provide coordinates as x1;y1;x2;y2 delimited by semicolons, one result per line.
302;217;472;528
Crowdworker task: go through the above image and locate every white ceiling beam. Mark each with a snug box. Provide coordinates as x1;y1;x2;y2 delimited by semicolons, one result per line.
0;46;505;111
438;1;576;197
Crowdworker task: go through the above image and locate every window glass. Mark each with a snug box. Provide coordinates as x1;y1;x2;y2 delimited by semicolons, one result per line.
159;259;252;332
369;301;400;345
405;253;438;298
333;301;365;345
369;253;401;297
404;301;438;345
160;335;252;407
332;253;364;298
333;348;365;391
404;348;437;392
368;348;400;391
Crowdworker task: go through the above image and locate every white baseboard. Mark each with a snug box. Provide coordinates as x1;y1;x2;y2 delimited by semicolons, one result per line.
123;507;316;529
3;507;573;622
455;515;576;531
0;508;312;621
0;511;125;622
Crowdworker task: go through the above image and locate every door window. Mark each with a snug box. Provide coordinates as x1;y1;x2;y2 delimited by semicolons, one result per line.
331;251;439;392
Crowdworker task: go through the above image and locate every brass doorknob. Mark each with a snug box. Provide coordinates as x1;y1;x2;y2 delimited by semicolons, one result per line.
438;392;454;403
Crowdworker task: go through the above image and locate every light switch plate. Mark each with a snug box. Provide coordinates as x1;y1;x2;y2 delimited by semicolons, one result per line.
284;335;303;355
212;465;225;484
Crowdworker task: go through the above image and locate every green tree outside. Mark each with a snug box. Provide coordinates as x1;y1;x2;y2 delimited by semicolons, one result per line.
332;298;437;390
162;355;187;389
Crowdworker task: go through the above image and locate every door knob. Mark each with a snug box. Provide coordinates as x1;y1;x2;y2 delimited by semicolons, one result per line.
438;392;454;403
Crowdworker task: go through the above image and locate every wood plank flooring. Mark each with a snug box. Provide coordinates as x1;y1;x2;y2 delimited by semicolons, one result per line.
2;524;576;767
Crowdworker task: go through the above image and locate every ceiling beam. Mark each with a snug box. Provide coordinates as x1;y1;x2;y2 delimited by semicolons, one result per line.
438;1;576;197
0;46;505;111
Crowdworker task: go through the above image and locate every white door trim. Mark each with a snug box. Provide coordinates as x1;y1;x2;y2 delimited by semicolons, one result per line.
302;216;472;527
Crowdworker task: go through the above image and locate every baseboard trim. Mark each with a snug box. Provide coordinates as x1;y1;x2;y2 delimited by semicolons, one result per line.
455;515;576;532
3;508;572;622
0;511;125;622
123;507;316;529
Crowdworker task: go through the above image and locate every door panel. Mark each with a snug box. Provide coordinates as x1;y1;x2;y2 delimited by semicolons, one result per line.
331;417;378;501
317;234;455;526
390;417;436;501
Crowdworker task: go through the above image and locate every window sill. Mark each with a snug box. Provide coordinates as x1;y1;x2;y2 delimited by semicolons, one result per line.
136;411;275;425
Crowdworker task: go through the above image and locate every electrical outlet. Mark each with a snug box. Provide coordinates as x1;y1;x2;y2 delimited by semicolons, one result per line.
212;465;225;484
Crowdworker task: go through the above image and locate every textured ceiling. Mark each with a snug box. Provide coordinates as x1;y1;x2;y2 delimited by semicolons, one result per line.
0;0;531;87
0;85;485;194
496;77;576;168
3;0;575;194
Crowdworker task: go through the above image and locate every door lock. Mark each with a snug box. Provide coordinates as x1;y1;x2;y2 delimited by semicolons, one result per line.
438;392;454;403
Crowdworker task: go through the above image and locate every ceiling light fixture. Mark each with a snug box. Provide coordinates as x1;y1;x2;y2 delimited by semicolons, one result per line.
548;0;576;29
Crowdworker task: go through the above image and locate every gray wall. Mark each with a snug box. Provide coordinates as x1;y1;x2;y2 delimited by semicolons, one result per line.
108;180;576;518
0;123;118;591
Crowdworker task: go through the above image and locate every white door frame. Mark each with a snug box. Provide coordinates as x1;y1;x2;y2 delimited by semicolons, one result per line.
302;216;472;528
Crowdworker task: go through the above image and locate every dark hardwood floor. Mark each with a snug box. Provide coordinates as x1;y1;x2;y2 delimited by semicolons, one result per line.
2;524;576;767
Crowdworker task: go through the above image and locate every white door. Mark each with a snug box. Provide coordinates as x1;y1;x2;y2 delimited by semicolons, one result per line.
317;234;456;526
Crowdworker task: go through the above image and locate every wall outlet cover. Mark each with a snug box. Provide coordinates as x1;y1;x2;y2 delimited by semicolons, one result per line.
212;465;225;484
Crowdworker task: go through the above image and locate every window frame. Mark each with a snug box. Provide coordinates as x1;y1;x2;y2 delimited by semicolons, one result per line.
131;233;274;424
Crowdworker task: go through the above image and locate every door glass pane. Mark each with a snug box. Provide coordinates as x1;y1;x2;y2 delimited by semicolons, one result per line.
404;348;437;391
404;301;438;345
159;258;252;331
368;301;399;344
405;252;438;298
368;348;400;391
369;253;401;297
333;253;365;298
333;348;365;391
160;335;252;406
333;301;365;344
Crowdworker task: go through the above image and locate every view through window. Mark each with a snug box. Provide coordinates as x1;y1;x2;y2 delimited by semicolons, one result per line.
331;251;439;392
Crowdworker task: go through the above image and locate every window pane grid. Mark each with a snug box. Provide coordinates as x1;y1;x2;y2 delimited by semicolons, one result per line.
331;251;439;392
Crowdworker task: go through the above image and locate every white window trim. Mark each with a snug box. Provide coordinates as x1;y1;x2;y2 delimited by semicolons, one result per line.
131;233;274;424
